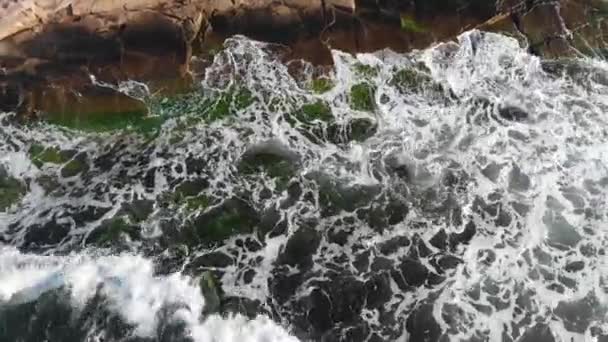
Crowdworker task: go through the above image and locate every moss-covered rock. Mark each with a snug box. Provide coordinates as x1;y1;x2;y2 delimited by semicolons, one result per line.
0;169;26;211
353;63;380;78
328;117;378;144
390;66;444;95
199;271;222;316
149;86;255;128
120;199;154;223
29;145;73;168
350;83;376;111
310;78;334;94
185;198;259;247
312;174;382;217
400;15;427;33
88;216;140;246
45;110;163;135
60;153;89;178
292;100;333;124
167;179;211;211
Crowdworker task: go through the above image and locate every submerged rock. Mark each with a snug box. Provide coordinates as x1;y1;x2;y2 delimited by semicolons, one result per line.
0;166;25;211
185;197;259;247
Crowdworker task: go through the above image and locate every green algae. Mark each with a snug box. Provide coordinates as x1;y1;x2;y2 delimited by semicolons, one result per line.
29;145;72;167
60;155;89;178
199;271;222;315
293;100;333;124
354;63;380;78
239;151;297;191
400;16;427;33
91;217;140;246
390;67;443;95
0;174;26;211
45;110;163;135
350;83;376;111
153;86;254;124
185;198;258;247
311;78;334;94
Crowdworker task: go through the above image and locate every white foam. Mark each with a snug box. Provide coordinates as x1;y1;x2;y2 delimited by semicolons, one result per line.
0;246;299;341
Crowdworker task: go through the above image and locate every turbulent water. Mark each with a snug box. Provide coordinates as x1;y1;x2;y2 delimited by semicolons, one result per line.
0;30;607;342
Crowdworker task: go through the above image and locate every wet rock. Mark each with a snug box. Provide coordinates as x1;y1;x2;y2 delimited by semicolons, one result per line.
327;222;354;246
23;219;71;250
498;105;528;122
365;273;393;309
396;257;429;287
370;256;394;272
86;217;140;247
406;302;442;342
509;164;531;192
449;220;476;251
0;288;89;342
430;229;448;250
0;166;25;211
186;197;259;247
199;271;222;315
305;288;333;333
189;251;234;269
349;82;376;111
554;292;600;333
60;153;89;178
316;176;381;217
327;117;378;144
543;210;582;249
378;235;411;255
71;205;112;226
221;296;263;319
29;145;74;167
270;271;304;304
390;67;445;97
277;224;321;270
120;199;154;222
434;254;464;271
564;260;585;273
518;323;555;342
312;276;366;326
238;140;299;185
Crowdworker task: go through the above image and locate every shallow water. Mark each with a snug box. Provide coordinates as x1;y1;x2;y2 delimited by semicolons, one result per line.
0;30;607;342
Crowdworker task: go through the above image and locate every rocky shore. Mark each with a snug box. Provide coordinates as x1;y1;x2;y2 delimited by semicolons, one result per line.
0;0;606;118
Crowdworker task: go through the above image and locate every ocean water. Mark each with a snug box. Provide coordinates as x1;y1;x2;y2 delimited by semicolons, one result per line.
0;30;607;341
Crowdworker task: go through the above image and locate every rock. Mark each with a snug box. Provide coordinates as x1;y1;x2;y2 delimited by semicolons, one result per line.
429;229;448;250
86;216;140;247
221;296;263;319
0;166;26;211
327;117;378;144
199;271;222;315
396;257;429;288
564;260;585;273
277;224;321;270
349;82;376;111
365;272;393;309
406;302;442;342
189;251;234;269
554;292;600;333
186;197;259;247
238;140;299;187
518;323;555;342
60;153;89;178
498;105;529;122
543;210;582;249
378;235;411;255
23;219;71;250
